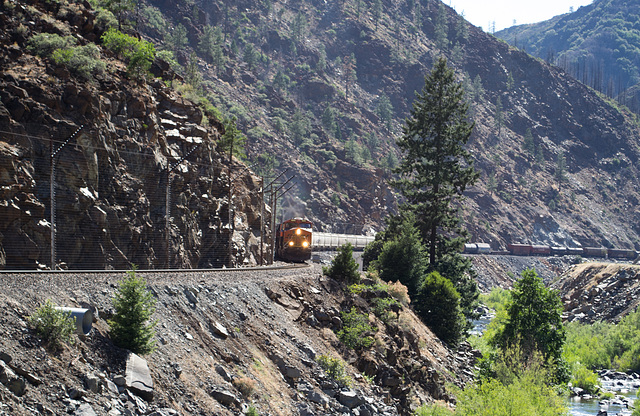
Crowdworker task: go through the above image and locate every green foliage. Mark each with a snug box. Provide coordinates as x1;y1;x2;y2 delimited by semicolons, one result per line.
28;34;105;80
52;43;105;79
376;93;394;130
102;0;136;28
492;269;567;382
337;307;376;350
245;406;259;416
376;214;427;296
522;128;535;156
165;23;188;54
555;149;567;183
563;307;640;372
323;243;360;284
570;362;600;394
414;271;466;346
455;363;568;416
289;110;312;150
101;28;155;78
370;297;401;324
28;300;76;351
220;116;247;160
109;267;157;355
414;403;454;416
316;354;352;387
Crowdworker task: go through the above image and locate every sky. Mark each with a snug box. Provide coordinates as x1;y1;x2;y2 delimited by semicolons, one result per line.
445;0;594;32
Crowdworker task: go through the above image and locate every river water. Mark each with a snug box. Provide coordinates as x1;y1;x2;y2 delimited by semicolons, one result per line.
569;375;638;416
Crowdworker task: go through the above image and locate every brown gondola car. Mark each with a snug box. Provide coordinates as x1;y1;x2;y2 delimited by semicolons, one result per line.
275;218;313;262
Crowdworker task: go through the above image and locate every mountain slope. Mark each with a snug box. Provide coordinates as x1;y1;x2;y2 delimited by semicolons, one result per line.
138;0;640;249
496;0;640;112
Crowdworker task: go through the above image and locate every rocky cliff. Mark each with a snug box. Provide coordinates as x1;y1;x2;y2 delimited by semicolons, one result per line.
0;0;265;270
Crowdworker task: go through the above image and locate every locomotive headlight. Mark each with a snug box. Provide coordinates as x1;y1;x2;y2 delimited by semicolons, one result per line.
302;241;309;248
296;229;301;235
288;241;294;246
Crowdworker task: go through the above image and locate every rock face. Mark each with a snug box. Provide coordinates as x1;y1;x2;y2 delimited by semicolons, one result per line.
0;0;266;270
552;262;640;323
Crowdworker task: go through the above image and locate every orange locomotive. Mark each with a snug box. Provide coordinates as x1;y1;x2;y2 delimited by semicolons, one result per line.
275;218;313;262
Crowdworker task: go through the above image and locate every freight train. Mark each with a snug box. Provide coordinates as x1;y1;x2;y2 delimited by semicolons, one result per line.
275;218;313;262
463;243;638;260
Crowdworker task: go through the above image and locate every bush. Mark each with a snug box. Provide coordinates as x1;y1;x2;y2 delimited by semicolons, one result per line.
571;362;600;394
28;33;104;80
414;271;466;346
245;407;259;416
232;376;256;397
415;403;454;415
323;243;360;284
316;354;352;387
52;43;105;79
371;297;401;323
455;366;567;416
337;307;376;349
101;28;155;78
376;215;427;296
28;299;76;351
109;267;157;354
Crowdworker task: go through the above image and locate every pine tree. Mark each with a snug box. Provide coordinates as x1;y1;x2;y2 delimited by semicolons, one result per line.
109;267;157;354
394;57;479;318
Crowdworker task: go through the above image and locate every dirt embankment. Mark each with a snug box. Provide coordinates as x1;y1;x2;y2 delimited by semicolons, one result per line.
0;265;478;416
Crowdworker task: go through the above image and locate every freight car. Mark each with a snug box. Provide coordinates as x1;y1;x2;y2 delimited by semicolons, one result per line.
464;243;639;260
275;218;313;262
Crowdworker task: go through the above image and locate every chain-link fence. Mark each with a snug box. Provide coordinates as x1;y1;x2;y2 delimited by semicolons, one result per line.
1;127;273;271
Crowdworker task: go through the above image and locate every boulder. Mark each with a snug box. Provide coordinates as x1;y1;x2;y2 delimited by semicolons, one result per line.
209;388;239;407
125;352;154;401
338;390;365;409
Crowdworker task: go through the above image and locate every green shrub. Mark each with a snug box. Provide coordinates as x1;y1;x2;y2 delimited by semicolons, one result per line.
28;33;75;56
28;299;76;351
337;307;376;349
414;403;454;415
455;366;568;416
371;297;401;323
109;267;157;354
316;354;352;387
101;28;155;78
28;33;105;80
51;43;105;79
245;406;259;416
323;243;360;284
571;362;600;394
414;271;466;346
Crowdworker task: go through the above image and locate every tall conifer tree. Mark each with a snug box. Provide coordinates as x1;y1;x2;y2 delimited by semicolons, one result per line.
394;57;479;317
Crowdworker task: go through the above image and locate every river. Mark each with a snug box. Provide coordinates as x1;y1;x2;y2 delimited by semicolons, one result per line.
569;374;638;416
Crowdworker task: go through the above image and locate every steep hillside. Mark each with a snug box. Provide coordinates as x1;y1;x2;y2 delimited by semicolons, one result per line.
496;0;640;112
133;0;640;250
0;267;478;415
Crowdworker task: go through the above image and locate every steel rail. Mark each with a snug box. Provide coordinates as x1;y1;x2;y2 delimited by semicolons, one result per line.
0;262;311;275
